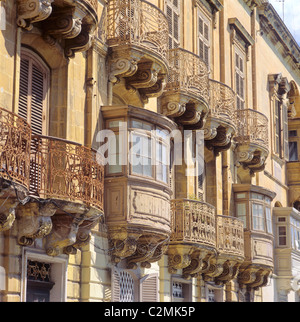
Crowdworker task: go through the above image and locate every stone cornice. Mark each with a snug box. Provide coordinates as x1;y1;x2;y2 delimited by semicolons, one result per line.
194;0;223;13
243;0;267;10
258;3;300;70
229;17;255;47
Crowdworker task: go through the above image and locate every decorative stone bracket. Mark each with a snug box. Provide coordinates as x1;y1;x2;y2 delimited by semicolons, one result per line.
17;0;98;58
238;265;272;290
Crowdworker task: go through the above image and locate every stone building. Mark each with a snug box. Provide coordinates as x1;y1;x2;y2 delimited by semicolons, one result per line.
0;0;300;302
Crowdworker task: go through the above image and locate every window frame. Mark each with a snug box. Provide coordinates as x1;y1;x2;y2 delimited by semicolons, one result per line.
234;191;273;234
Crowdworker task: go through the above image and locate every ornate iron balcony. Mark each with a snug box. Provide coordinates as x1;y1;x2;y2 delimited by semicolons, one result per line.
204;80;237;154
234;109;269;175
160;48;209;129
102;0;169;105
30;135;104;212
0;108;31;189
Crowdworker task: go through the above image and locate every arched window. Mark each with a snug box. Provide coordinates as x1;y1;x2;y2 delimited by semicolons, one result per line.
18;49;50;135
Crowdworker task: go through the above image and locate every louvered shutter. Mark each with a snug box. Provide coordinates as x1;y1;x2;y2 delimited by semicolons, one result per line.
18;52;48;135
282;103;289;160
166;0;180;49
111;268;120;302
198;13;210;66
19;58;29;122
140;274;159;302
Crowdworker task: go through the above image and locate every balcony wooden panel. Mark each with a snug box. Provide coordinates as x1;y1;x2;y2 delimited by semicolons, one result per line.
160;48;209;129
234;109;269;175
204;80;237;154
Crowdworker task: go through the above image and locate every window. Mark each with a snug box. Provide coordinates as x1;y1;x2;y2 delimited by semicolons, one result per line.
130;120;170;184
278;226;287;246
112;268;159;302
166;0;180;49
23;251;67;302
206;285;223;302
198;11;210;66
18;50;50;135
289;142;298;161
252;203;265;231
171;279;192;302
26;260;54;302
235;50;245;110
234;189;274;233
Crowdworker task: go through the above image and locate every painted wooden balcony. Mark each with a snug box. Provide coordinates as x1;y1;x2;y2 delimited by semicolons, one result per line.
160;48;209;130
204;80;237;155
234;109;269;175
0;108;31;232
102;0;169;105
17;0;98;57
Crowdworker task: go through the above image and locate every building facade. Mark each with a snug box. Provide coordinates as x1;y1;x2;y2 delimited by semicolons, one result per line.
0;0;300;302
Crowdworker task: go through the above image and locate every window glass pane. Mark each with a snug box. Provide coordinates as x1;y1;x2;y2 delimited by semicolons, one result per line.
266;207;272;233
236;203;247;228
278;226;287;246
289;142;298;161
236;193;246;199
252;203;265;231
251;193;263;200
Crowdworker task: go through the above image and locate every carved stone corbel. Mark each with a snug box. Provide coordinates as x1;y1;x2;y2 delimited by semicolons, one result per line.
182;250;210;280
45;213;86;256
17;0;54;30
139;75;167;103
64;24;95;58
203;257;227;281
127;241;157;270
0;199;19;232
126;62;160;90
214;261;240;285
16;201;56;246
42;6;86;40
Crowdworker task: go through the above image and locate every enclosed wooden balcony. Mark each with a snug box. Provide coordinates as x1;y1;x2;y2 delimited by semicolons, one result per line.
102;105;176;269
103;0;169;105
0;108;31;232
160;48;209;130
204;80;237;155
234;109;269;175
17;0;98;58
168;199;217;279
233;184;276;290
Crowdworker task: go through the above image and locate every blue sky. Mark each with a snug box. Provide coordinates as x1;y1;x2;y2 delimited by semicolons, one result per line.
269;0;300;45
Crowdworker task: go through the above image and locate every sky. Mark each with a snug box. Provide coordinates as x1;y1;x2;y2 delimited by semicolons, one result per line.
268;0;300;45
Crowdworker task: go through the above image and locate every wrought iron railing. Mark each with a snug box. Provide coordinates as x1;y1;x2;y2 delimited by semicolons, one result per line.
234;109;269;151
170;199;216;248
84;0;98;13
216;215;244;258
103;0;169;61
30;135;104;212
209;80;236;126
165;48;209;103
0;108;31;189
